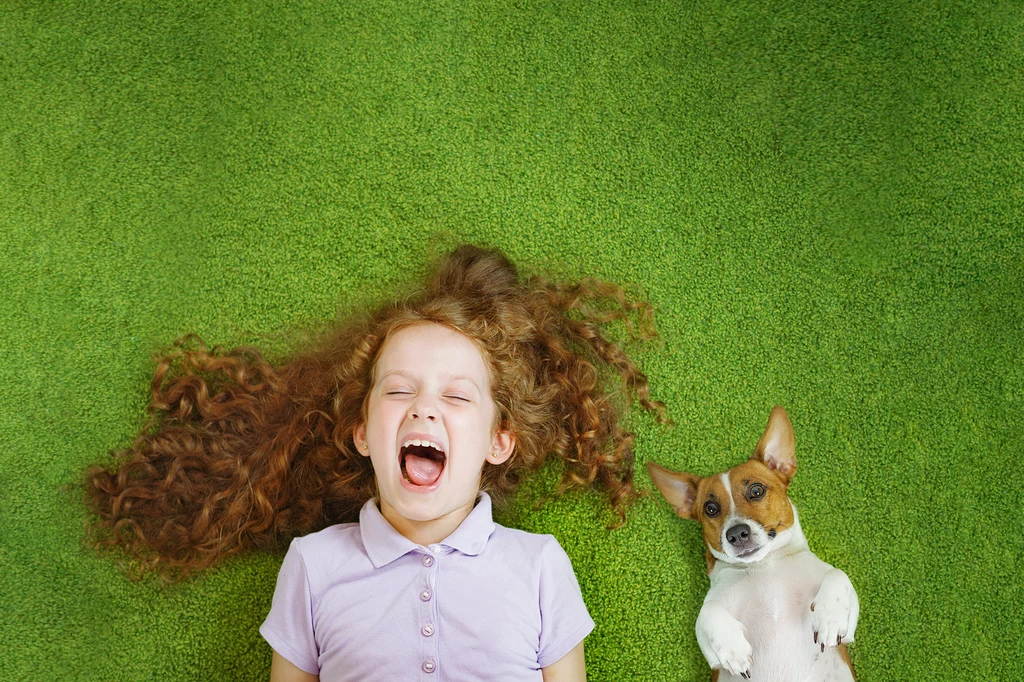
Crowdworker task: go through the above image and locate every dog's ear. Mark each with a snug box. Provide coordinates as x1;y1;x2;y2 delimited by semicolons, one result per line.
646;461;701;519
753;405;797;483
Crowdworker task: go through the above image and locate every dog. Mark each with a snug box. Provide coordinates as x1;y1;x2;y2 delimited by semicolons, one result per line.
647;406;859;682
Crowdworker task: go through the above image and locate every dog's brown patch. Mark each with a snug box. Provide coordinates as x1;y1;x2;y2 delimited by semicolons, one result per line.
704;547;717;574
725;459;795;535
691;474;730;554
838;642;855;679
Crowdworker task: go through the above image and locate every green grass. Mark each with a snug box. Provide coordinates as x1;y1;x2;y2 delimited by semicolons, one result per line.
2;0;1022;679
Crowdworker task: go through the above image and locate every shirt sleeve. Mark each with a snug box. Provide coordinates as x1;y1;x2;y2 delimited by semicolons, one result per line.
260;538;320;675
536;536;596;668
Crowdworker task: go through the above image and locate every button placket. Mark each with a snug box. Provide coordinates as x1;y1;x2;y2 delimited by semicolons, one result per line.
418;550;441;679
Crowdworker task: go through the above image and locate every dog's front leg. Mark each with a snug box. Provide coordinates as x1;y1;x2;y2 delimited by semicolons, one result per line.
810;568;859;650
696;601;753;679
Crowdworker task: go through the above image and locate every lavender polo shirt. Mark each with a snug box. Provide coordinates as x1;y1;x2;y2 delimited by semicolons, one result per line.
260;493;595;681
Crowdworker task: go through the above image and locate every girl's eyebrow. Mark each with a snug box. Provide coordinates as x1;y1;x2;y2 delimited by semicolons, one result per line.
443;373;481;388
379;369;482;391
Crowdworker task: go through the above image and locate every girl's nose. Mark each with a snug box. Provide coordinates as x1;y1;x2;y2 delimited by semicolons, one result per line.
409;398;438;421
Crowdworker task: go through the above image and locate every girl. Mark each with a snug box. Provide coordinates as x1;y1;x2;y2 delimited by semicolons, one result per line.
86;245;666;681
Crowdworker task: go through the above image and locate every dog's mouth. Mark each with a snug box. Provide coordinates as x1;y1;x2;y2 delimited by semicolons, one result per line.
734;545;764;560
400;440;447;487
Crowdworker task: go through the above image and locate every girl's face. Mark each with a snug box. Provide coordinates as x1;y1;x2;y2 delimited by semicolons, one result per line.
354;322;514;541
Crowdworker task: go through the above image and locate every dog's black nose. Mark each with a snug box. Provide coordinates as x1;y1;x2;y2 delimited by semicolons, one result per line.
726;523;751;547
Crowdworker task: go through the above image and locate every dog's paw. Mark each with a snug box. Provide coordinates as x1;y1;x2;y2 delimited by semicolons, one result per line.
810;569;859;651
712;634;754;679
708;622;753;678
697;605;753;678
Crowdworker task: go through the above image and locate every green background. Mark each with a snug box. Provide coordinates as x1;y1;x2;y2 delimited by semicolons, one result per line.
2;0;1021;679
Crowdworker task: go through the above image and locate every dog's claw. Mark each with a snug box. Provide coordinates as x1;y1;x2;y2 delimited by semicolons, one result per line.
810;570;859;652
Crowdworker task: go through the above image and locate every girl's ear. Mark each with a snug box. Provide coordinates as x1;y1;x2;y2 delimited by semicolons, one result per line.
354;424;370;458
488;429;515;465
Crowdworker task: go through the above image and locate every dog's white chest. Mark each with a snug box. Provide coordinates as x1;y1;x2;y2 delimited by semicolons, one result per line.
708;551;854;682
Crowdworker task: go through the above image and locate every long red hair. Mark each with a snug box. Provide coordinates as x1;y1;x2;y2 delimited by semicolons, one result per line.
85;245;666;579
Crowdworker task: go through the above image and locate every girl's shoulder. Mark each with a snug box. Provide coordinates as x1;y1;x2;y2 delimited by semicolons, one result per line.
296;520;361;543
288;522;363;565
488;524;571;565
270;522;368;605
491;522;555;545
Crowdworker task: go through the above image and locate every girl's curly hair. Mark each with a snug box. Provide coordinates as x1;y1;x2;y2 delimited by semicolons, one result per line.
85;245;667;579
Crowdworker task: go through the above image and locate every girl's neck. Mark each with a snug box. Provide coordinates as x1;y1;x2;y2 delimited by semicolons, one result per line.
379;497;477;547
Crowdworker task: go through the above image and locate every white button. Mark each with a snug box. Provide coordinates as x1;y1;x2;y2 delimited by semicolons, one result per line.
423;659;436;673
421;623;434;636
420;589;432;601
422;555;433;567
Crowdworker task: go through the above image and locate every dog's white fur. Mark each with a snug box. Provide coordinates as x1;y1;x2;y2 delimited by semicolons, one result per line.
698;503;859;682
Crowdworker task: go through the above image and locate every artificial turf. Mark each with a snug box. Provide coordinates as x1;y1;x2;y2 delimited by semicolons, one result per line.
2;0;1022;679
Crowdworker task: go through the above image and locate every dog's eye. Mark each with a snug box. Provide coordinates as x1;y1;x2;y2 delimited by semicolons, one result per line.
748;483;766;500
703;500;720;517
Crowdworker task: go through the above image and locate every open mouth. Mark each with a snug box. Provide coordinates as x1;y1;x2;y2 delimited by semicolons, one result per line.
400;439;447;487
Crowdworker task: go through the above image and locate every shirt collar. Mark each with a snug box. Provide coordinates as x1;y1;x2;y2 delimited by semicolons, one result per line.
440;492;496;556
359;492;497;568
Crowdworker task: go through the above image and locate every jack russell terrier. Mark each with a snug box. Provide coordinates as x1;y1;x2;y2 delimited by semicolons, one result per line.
647;406;859;682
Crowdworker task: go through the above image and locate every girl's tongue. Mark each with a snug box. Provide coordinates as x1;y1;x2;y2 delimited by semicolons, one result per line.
402;445;445;486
